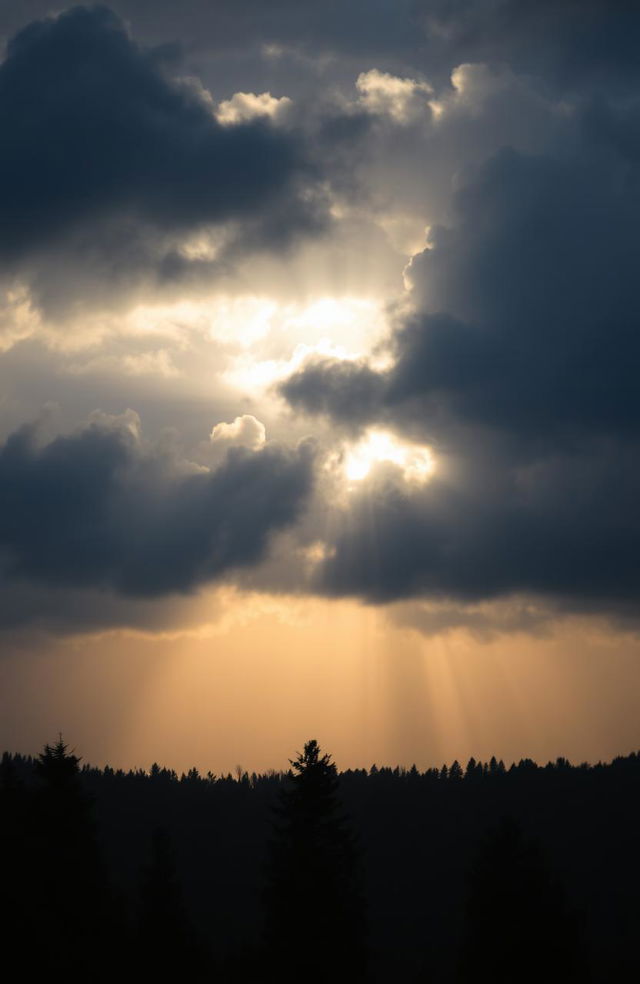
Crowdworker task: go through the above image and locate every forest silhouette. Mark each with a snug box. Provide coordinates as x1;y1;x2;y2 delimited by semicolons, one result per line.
1;737;639;982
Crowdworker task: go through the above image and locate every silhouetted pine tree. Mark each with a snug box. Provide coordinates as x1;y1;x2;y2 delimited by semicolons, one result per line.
264;739;367;984
136;826;209;983
456;816;588;983
31;737;116;982
464;757;482;782
449;760;463;781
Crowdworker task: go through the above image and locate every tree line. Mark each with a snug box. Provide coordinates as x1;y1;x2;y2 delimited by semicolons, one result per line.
1;738;639;982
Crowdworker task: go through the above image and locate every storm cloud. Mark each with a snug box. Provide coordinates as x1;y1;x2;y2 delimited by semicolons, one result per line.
416;0;640;90
280;62;640;615
0;413;314;598
0;5;317;312
2;0;640;635
4;1;634;93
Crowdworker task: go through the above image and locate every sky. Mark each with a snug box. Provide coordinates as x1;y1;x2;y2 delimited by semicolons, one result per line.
0;0;639;774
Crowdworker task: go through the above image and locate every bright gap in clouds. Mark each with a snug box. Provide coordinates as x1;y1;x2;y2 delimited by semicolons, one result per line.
220;295;387;391
344;429;435;483
211;295;383;350
65;294;387;392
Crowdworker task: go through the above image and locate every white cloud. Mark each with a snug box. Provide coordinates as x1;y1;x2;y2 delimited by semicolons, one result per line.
210;414;266;449
216;91;292;124
356;68;433;123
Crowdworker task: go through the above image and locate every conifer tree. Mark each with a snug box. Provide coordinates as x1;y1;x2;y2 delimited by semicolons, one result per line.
136;826;207;982
449;760;463;781
264;739;366;984
456;816;587;983
31;737;116;982
464;757;482;782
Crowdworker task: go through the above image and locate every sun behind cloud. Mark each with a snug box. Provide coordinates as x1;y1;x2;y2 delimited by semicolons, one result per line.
344;429;435;484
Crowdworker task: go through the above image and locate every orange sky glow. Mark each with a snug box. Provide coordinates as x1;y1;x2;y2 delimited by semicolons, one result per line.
2;594;638;774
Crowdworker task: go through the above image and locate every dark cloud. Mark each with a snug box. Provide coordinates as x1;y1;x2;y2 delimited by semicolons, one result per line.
285;126;640;438
389;598;553;642
0;0;421;63
394;152;640;441
0;5;315;300
3;0;640;633
314;437;640;610
2;1;638;124
280;358;385;431
5;1;635;93
280;106;640;615
417;0;640;90
0;415;314;598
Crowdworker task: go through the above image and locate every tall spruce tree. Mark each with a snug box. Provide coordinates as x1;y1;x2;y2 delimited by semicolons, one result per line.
264;740;366;984
456;816;588;983
32;737;115;982
136;826;208;982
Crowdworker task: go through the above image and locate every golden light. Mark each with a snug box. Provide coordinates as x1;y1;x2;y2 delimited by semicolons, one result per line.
220;295;386;392
344;429;435;484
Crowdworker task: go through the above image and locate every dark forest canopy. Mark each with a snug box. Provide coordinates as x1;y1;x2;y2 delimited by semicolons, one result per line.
5;742;640;785
2;740;640;982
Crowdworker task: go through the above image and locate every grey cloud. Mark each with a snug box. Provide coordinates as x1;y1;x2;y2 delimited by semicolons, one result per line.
0;5;319;310
281;122;640;447
0;414;314;599
389;598;554;642
314;437;640;612
0;5;302;246
4;1;632;94
280;359;385;431
4;0;640;633
4;0;418;58
279;100;640;616
2;2;586;321
395;143;640;443
417;0;640;90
